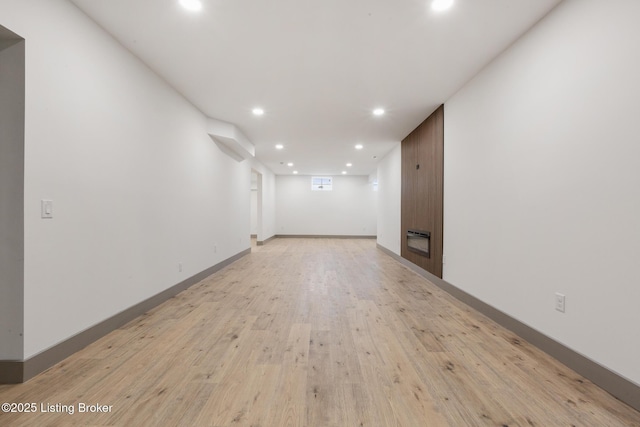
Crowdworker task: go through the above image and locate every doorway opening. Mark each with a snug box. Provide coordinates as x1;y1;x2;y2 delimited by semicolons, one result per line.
0;24;25;366
250;170;263;248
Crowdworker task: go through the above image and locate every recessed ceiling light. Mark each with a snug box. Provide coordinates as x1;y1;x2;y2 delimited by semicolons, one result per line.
373;108;385;116
431;0;454;12
252;107;264;116
346;163;352;167
179;0;202;12
287;162;293;167
293;171;298;174
355;144;364;150
342;171;347;175
275;144;284;150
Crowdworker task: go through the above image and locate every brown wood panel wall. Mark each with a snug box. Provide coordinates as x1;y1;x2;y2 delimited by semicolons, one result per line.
401;105;444;278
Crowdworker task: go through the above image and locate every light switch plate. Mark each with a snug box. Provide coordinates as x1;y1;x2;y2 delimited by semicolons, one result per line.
41;200;53;219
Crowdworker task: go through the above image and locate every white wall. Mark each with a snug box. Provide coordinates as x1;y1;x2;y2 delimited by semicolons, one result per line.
276;175;376;236
0;0;268;359
0;36;24;360
444;0;640;386
376;143;401;254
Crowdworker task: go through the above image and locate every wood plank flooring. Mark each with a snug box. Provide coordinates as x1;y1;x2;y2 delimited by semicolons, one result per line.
1;238;639;426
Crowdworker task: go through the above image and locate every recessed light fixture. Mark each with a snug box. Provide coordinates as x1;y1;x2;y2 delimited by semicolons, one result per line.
342;171;347;175
355;144;364;150
287;162;293;167
293;171;298;174
252;107;264;116
431;0;454;12
179;0;202;12
275;144;284;150
346;163;352;167
373;108;385;116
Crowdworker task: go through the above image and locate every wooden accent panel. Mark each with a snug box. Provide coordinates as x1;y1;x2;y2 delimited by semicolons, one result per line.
401;105;444;277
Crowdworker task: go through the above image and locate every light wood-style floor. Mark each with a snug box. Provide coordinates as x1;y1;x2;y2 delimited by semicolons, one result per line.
1;238;639;426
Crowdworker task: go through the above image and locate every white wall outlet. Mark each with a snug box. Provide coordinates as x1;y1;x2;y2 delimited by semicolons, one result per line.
41;199;53;219
178;262;183;272
555;292;565;313
214;245;217;253
442;255;447;264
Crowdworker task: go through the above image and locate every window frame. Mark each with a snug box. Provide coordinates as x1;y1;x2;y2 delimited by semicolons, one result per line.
311;176;333;191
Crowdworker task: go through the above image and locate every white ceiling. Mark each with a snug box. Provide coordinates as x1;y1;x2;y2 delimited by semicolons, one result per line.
69;0;562;176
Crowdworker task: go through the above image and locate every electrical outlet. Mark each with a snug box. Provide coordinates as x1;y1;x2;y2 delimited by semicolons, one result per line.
555;293;565;313
178;262;183;273
214;245;217;253
442;255;447;264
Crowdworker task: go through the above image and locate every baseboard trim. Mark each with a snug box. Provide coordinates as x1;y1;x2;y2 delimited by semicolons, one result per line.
0;248;251;384
377;243;640;412
275;234;376;239
0;361;22;383
256;235;276;246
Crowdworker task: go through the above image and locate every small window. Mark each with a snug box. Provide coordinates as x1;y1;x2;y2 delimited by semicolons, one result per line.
311;176;333;191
